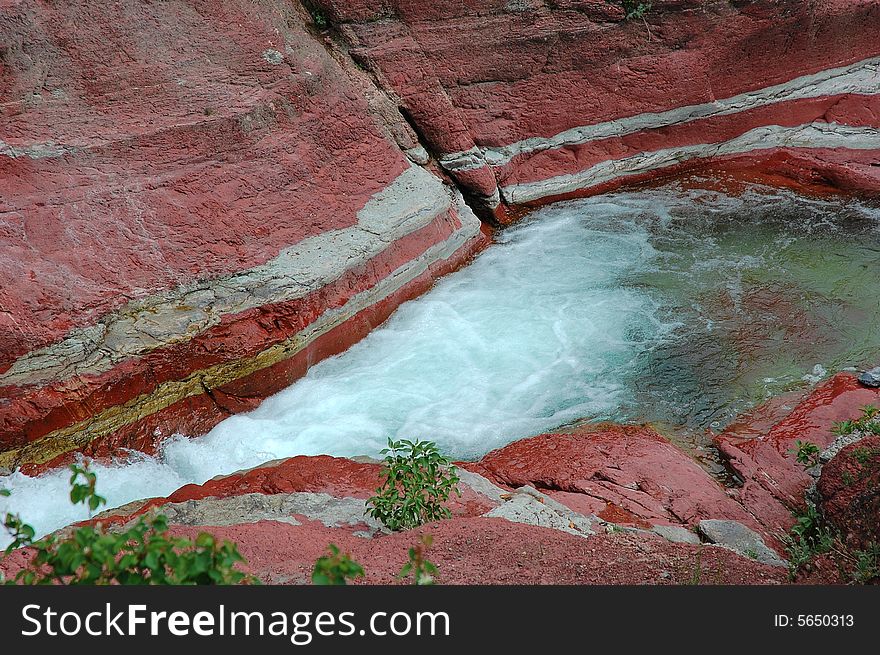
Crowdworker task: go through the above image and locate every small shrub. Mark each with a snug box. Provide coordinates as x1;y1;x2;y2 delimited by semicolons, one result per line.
310;7;328;29
312;544;364;585
791;440;821;469
366;439;461;532
833;405;880;437
832;419;857;437
852;446;879;467
608;0;652;20
851;543;880;584
783;501;835;581
2;465;254;585
398;534;439;586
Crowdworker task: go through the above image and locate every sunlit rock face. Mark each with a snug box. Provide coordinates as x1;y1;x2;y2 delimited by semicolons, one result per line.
3;0;879;470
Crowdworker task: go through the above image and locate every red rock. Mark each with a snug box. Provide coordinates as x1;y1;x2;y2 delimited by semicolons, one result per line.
716;373;880;536
317;0;880;218
0;0;486;468
472;424;761;533
818;436;880;550
170;518;785;585
0;513;787;585
91;454;498;529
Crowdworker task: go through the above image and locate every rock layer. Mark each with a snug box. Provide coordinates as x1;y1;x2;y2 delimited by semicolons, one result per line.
315;0;880;220
0;0;485;469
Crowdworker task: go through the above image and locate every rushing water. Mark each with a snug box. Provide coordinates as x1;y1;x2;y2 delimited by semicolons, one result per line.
2;183;879;542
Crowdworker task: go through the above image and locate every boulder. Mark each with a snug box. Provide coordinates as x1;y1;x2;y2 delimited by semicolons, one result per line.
859;367;880;388
817;436;880;550
697;519;786;568
474;424;761;534
716;373;880;536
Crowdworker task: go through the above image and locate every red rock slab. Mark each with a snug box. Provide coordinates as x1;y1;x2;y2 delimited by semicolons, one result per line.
0;515;790;585
716;373;880;536
495;95;880;189
320;0;880;216
470;424;759;533
0;202;482;457
342;1;880;146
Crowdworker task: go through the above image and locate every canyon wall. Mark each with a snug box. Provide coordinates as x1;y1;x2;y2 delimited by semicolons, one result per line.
0;0;486;470
2;0;879;467
314;0;880;220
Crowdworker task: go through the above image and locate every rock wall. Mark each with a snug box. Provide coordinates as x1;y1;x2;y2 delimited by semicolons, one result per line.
0;0;485;469
314;0;880;220
2;0;879;467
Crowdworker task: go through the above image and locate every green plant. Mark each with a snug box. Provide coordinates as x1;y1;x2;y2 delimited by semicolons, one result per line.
783;501;835;580
1;465;254;585
608;0;652;20
851;543;880;584
832;405;880;437
311;544;364;585
791;440;821;469
832;419;857;437
744;548;759;560
366;439;461;532
398;534;439;586
310;7;328;29
852;446;879;467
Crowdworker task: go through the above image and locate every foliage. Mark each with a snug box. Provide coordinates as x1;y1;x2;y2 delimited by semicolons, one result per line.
783;501;835;580
366;439;461;532
852;445;880;467
608;0;652;20
832;404;880;437
791;440;821;469
398;534;439;586
312;544;365;585
309;6;328;29
851;543;880;584
1;464;254;585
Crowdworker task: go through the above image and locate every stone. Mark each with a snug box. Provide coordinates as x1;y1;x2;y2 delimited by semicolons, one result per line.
139;492;385;533
652;525;701;545
0;0;487;469
476;424;762;535
858;367;880;388
697;519;787;568
817;436;880;550
715;373;880;538
314;0;880;221
483;485;596;538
